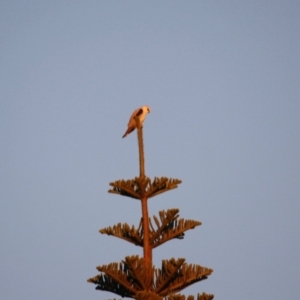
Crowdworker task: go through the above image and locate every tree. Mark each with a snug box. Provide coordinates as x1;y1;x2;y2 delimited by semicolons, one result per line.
88;117;214;300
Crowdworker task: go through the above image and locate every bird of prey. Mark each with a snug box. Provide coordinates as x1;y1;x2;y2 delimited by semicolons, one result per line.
122;105;150;138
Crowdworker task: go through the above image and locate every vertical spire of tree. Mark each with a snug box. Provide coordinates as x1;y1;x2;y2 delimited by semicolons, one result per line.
88;115;214;300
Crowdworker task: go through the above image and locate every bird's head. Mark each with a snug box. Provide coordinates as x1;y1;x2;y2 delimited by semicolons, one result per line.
143;105;150;114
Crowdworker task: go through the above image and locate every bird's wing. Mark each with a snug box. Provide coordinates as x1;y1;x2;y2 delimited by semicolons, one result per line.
127;107;143;126
135;108;144;117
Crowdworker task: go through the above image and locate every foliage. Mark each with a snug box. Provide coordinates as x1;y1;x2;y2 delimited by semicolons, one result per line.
88;118;213;299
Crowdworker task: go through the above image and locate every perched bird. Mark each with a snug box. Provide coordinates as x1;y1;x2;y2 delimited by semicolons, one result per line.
122;105;150;138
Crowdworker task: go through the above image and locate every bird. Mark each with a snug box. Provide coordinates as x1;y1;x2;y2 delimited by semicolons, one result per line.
122;105;150;138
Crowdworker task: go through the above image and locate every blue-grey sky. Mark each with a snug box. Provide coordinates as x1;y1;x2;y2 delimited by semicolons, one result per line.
1;1;299;299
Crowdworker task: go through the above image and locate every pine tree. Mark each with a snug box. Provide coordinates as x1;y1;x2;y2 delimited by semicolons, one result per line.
88;117;214;300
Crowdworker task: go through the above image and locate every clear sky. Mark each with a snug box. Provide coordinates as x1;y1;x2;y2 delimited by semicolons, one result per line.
1;1;299;299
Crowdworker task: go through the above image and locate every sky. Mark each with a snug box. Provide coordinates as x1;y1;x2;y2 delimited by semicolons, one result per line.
1;1;300;299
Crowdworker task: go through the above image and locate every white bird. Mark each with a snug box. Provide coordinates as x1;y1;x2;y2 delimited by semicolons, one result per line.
122;105;150;138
